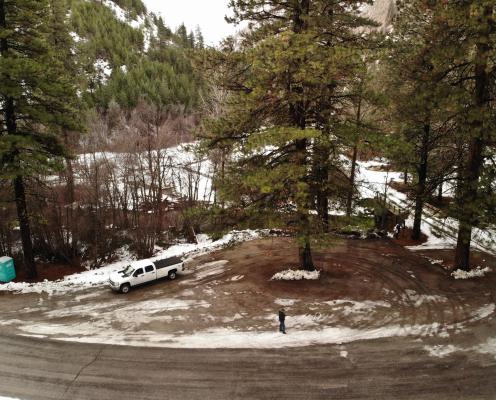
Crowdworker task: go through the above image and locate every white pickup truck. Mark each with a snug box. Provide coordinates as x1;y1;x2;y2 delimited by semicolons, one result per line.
109;256;184;293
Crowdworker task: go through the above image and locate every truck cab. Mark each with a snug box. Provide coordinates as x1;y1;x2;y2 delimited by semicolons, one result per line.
109;256;184;293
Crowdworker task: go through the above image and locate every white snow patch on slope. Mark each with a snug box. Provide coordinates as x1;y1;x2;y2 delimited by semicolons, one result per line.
94;58;112;82
271;269;320;281
76;143;215;205
101;0;145;29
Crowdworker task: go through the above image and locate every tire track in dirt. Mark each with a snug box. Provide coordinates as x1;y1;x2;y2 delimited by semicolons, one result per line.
329;242;481;336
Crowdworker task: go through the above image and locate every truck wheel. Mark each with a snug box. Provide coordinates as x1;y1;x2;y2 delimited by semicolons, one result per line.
120;283;131;294
168;271;177;280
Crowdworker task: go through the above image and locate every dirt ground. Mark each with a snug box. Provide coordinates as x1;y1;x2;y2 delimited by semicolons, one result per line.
391;227;428;246
1;236;496;399
0;236;495;352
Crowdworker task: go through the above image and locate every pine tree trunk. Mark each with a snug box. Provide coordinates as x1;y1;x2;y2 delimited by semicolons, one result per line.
437;182;443;202
455;136;484;270
313;142;330;231
299;236;314;271
292;0;313;271
63;131;78;260
346;96;362;218
454;5;491;271
412;124;429;241
13;176;37;279
346;143;358;218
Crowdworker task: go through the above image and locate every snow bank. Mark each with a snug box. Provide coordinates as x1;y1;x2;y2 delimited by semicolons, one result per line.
451;266;491;280
0;230;264;295
48;321;459;349
271;269;320;281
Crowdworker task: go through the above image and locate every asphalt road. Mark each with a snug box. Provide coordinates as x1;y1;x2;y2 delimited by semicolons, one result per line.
1;333;495;400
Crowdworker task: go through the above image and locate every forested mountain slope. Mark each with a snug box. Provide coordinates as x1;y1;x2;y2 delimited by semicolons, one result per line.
68;0;203;112
0;0;207;274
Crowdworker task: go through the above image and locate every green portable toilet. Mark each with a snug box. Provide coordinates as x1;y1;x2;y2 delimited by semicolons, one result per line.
0;256;16;283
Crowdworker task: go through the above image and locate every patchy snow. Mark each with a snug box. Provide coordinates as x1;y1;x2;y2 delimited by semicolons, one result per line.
101;0;146;30
275;299;299;306
425;257;444;266
451;266;492;280
340;350;348;358
184;260;230;284
271;269;320;281
76;143;215;205
94;58;112;82
324;299;391;316
222;313;244;323
470;304;495;322
475;337;496;359
356;160;496;255
424;344;460;358
402;290;447;307
45;321;467;349
0;230;263;295
69;31;83;43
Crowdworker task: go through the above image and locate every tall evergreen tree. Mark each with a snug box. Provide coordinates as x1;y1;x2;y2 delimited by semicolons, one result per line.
195;26;204;49
449;1;495;270
204;0;376;270
0;0;80;278
383;0;456;241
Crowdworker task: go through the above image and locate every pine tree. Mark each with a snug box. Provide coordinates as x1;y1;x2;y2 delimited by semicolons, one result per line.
175;23;189;48
449;2;495;270
187;31;195;49
382;0;457;241
204;0;376;270
0;0;80;278
195;26;204;49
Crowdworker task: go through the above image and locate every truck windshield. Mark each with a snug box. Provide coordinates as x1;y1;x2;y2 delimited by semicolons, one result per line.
122;265;134;277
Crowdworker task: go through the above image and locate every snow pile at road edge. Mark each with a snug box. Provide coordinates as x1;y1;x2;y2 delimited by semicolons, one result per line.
0;230;264;295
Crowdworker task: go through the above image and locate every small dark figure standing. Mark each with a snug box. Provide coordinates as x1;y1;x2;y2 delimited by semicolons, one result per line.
279;309;286;334
394;223;401;239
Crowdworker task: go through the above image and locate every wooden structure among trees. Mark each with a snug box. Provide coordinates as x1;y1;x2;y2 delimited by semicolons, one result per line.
373;192;409;231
